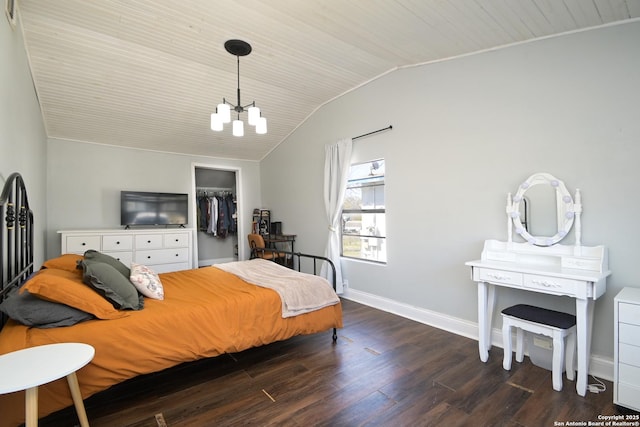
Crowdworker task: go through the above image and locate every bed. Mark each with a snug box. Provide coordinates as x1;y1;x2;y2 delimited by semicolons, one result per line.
0;173;343;427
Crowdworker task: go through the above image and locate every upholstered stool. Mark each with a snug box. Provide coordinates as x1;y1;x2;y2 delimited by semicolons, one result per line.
501;304;576;391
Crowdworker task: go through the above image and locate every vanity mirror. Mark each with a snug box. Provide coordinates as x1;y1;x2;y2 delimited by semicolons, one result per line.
507;172;582;247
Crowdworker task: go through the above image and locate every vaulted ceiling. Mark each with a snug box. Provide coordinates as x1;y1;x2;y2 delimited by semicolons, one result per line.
17;1;640;161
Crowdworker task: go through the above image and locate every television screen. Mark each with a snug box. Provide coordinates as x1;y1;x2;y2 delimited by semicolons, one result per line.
121;191;188;226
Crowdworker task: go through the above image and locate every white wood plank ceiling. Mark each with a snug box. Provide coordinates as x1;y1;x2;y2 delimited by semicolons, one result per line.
16;0;640;161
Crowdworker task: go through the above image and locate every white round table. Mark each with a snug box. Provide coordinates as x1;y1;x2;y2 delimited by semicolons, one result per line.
0;343;95;427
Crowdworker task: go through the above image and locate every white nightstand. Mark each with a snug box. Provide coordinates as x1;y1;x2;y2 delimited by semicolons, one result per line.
0;343;95;427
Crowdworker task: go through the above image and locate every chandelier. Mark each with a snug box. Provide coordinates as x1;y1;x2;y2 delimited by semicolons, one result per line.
210;40;267;137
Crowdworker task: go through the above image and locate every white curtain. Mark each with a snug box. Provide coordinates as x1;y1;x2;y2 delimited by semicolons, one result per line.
321;138;353;294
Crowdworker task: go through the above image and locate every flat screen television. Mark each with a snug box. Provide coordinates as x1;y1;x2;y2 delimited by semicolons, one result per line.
120;191;188;227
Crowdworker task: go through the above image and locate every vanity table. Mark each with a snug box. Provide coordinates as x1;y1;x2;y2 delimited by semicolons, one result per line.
466;173;610;396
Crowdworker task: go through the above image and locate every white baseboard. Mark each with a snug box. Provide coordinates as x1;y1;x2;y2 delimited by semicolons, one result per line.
342;287;613;382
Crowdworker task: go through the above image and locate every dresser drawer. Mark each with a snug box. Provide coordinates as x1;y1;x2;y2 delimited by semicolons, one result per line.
135;248;189;265
523;275;578;296
102;235;133;251
620;363;640;387
135;234;163;249
620;323;640;346
618;381;640;411
164;232;189;248
620;342;640;367
152;262;190;274
619;303;640;326
478;268;522;286
66;236;101;253
103;251;133;266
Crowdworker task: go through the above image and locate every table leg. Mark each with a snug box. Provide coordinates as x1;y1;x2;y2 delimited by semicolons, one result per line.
25;386;38;427
67;372;90;427
478;282;495;362
575;298;595;397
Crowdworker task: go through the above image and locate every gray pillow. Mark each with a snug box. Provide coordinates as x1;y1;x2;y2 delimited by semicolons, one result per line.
0;287;94;328
82;262;143;310
83;249;130;278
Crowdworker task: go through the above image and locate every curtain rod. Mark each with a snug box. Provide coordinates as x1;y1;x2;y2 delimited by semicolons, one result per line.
353;125;393;141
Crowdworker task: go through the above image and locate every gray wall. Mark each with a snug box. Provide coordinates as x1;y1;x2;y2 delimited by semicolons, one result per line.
261;21;640;362
0;11;47;267
46;138;261;262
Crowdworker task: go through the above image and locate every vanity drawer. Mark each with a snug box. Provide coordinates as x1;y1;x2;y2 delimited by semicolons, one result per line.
478;268;523;286
164;232;189;248
523;275;578;296
65;235;101;253
135;248;189;265
135;234;163;249
102;235;133;251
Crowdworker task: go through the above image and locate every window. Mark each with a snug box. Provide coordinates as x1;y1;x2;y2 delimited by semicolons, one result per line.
341;159;386;263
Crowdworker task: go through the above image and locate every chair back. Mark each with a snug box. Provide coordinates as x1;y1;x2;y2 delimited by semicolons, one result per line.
248;233;265;250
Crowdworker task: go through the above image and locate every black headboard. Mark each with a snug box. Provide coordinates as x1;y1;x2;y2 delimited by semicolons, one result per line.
0;173;34;326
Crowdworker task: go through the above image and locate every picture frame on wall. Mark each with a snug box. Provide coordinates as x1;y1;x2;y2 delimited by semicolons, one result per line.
5;0;16;28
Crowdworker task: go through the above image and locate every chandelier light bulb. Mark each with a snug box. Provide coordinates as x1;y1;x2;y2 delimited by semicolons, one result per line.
210;113;223;131
232;119;244;137
247;106;260;126
255;116;267;134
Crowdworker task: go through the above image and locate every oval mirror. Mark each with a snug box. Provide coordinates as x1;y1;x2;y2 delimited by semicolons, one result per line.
510;173;574;246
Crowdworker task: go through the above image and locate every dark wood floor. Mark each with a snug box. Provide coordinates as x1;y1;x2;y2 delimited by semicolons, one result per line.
41;299;622;427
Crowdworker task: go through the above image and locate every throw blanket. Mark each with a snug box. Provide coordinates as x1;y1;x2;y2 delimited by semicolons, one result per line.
214;259;340;318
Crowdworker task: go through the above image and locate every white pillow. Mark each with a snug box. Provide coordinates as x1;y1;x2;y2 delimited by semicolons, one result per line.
129;263;164;300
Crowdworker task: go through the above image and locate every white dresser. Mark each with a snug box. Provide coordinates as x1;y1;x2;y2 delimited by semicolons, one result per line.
614;287;640;412
59;229;194;273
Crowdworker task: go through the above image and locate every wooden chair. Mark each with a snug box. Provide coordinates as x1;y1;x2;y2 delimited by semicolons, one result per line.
247;234;287;264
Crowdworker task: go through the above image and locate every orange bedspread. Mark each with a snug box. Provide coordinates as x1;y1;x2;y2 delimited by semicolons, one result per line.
0;266;342;427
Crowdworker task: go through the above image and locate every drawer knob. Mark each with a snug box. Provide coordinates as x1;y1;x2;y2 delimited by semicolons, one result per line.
147;240;151;243
116;241;120;245
175;253;179;257
175;239;179;242
81;242;86;246
147;256;151;259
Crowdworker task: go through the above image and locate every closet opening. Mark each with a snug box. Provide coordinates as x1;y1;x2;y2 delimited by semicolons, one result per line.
192;165;243;267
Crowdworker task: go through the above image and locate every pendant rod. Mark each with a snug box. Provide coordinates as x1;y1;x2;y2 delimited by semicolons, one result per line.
236;55;242;111
353;125;393;141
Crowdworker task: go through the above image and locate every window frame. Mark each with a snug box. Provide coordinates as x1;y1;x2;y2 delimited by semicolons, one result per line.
340;159;386;264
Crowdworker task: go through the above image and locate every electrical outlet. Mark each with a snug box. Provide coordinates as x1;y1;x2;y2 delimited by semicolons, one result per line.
533;335;552;350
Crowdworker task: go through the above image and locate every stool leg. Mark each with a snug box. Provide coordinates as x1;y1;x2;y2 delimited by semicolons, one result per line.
502;320;512;370
552;331;564;391
25;386;38;427
515;328;525;363
566;331;576;381
67;372;90;427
